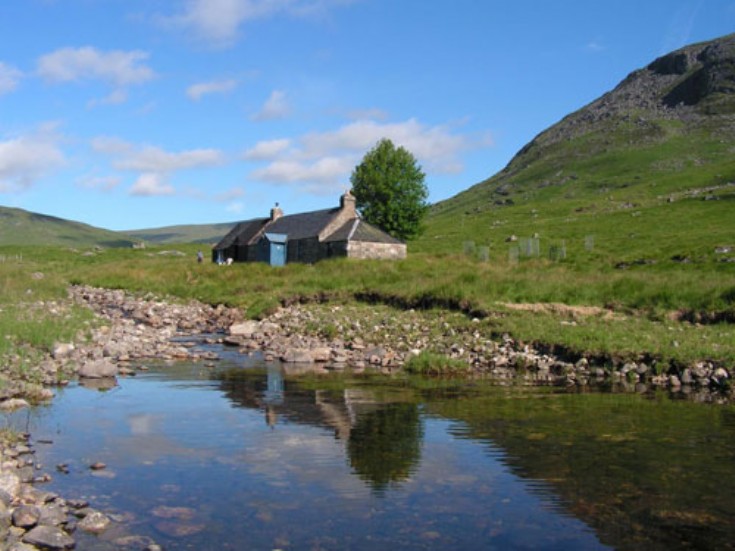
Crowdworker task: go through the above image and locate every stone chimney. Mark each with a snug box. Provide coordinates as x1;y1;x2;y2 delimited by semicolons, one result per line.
339;190;357;217
270;202;283;221
318;190;358;241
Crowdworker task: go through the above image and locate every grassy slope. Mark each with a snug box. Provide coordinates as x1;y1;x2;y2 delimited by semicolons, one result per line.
127;221;236;245
0;206;136;248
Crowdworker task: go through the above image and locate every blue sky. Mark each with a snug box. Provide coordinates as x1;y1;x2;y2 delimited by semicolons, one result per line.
0;0;733;231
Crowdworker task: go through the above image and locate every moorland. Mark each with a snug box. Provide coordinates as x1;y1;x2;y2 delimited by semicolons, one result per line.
1;33;734;393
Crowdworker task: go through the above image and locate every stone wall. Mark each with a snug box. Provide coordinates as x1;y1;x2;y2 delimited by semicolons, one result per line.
347;241;407;260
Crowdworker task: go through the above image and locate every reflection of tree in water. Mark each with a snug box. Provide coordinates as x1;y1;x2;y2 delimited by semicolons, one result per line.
347;403;423;495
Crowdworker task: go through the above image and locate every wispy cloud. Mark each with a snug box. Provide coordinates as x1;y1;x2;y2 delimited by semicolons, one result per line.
130;173;176;197
252;90;290;121
88;89;129;108
92;138;224;172
91;137;225;197
186;78;238;101
37;46;155;88
659;1;704;54
585;40;605;53
245;116;482;194
0;62;22;95
161;0;354;47
0;124;65;193
242;138;291;160
77;174;122;191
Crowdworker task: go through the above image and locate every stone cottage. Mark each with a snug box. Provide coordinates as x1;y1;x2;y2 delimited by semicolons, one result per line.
212;191;406;265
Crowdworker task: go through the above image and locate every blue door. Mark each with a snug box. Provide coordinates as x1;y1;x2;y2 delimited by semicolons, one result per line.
264;233;288;266
271;242;286;266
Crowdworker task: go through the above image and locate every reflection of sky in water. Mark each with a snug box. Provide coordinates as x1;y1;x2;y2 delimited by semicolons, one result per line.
12;363;608;550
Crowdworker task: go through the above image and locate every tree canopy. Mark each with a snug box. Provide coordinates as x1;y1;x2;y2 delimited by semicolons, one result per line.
350;138;428;241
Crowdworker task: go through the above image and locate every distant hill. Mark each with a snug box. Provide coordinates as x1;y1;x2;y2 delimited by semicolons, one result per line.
127;222;236;245
0;206;136;248
420;33;735;265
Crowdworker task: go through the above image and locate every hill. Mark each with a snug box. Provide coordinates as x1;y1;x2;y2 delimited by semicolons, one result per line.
0;206;136;248
419;33;735;267
127;222;236;245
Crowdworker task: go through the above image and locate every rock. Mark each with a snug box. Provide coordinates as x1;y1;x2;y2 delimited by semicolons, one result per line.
113;535;158;548
22;525;75;550
151;505;196;520
0;472;21;500
229;321;259;338
38;503;68;526
12;505;40;529
78;359;118;379
77;510;111;534
7;543;38;551
681;368;694;385
154;520;205;538
0;399;30;411
310;347;332;362
281;348;313;363
51;343;75;360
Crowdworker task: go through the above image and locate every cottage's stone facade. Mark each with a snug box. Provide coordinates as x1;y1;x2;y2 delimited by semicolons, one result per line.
213;191;406;265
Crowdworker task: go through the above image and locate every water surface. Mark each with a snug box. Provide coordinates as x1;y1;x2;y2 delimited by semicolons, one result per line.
10;349;735;550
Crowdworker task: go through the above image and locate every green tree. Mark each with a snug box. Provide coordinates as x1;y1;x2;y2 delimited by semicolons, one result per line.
350;138;428;241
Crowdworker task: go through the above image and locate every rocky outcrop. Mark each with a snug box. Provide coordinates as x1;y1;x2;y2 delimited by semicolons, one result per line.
0;433;132;550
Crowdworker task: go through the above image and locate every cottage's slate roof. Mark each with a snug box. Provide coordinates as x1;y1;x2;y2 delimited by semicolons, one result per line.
264;207;340;240
215;218;269;249
323;218;403;244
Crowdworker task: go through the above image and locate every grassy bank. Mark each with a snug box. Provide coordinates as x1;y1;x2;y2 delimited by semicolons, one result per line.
1;244;733;371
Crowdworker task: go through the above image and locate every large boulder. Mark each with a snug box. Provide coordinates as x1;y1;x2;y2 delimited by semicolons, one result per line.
78;359;118;379
281;348;313;363
229;321;259;338
22;525;75;550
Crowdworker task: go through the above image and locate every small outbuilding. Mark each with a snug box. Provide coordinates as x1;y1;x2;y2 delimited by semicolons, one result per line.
212;191;406;265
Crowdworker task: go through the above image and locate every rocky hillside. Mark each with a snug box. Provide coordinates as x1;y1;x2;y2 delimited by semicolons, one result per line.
501;32;735;182
422;33;735;263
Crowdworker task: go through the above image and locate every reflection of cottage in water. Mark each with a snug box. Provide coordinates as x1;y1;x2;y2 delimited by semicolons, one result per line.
214;365;423;493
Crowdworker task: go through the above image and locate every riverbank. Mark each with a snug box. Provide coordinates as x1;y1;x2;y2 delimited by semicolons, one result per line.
0;285;733;549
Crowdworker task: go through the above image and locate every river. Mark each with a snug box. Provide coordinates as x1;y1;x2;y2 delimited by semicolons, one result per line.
7;341;735;550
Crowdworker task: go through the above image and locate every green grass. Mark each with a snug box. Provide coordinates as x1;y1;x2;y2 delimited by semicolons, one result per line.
404;351;470;375
1;243;732;370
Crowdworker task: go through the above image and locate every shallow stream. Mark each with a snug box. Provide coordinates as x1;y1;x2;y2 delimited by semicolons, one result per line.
7;342;735;550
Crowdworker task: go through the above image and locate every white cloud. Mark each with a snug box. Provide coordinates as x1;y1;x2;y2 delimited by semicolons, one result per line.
252;156;354;189
92;138;224;172
0;128;65;192
37;46;155;87
91;137;226;197
0;62;22;95
77;175;121;191
245;117;478;193
585;40;605;53
242;138;291;160
130;173;175;196
252;90;290;121
88;89;129;108
186;78;237;101
163;0;353;46
226;201;244;214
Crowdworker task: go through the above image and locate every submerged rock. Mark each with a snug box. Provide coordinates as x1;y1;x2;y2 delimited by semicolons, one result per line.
22;525;75;550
